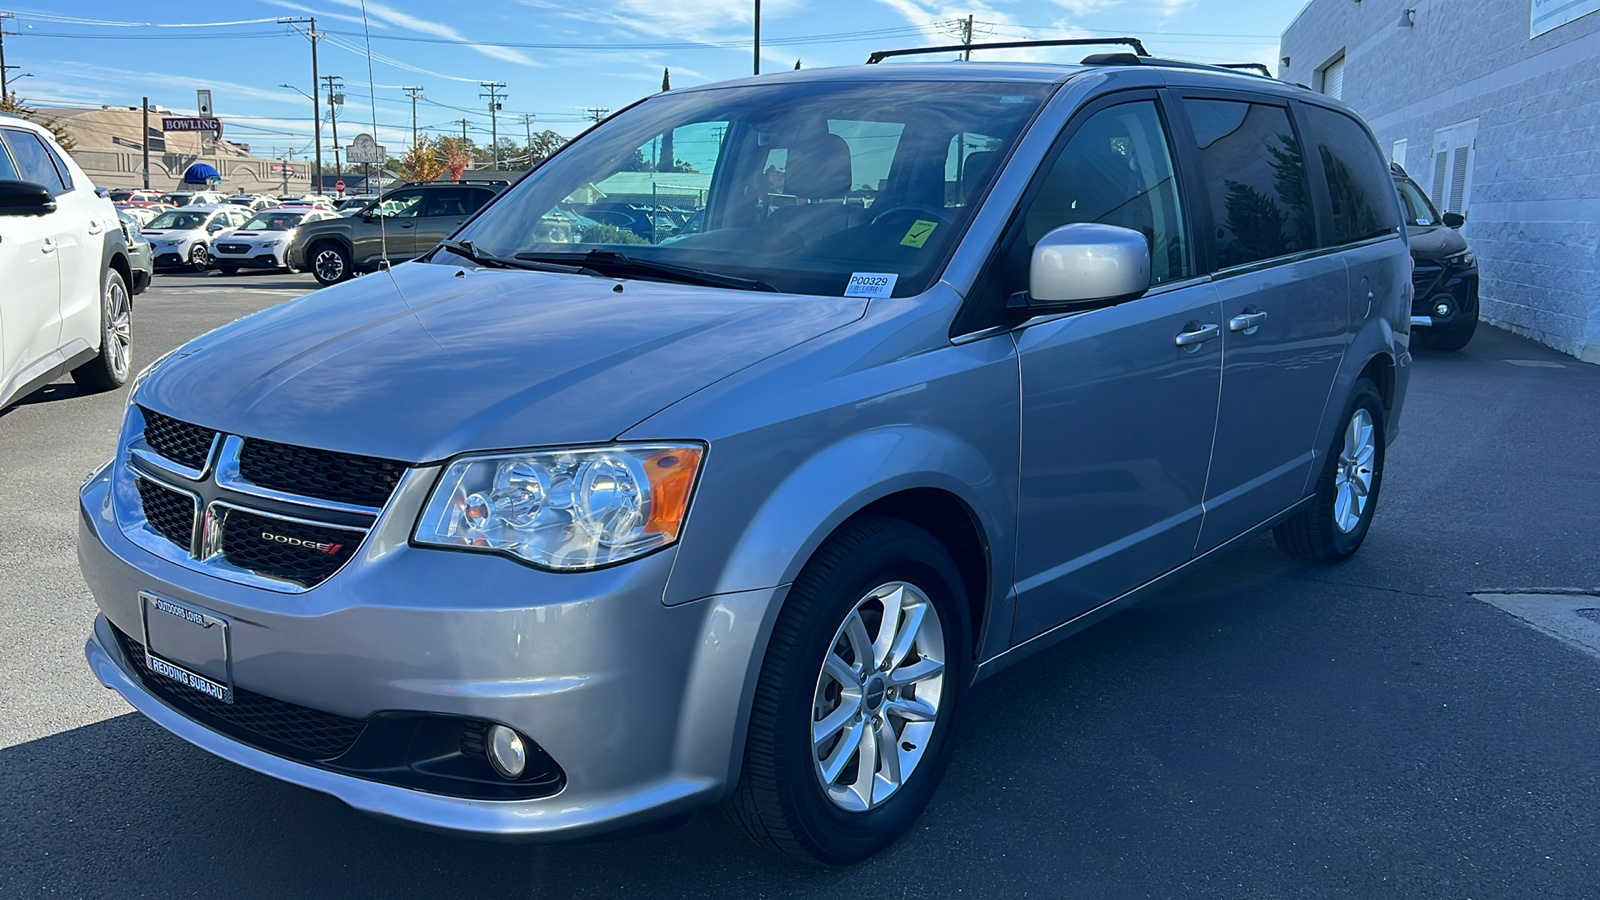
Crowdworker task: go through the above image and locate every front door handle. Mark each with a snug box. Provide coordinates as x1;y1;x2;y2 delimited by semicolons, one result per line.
398;223;415;229
1175;323;1220;347
41;238;57;254
1229;311;1268;333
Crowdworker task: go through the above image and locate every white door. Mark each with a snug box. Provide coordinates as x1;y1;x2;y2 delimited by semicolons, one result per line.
1;128;100;356
0;211;64;399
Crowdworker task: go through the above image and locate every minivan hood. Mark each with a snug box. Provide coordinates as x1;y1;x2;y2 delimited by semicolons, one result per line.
1405;224;1469;260
139;261;865;462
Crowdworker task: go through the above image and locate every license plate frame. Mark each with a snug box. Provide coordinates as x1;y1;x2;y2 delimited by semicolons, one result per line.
139;592;234;704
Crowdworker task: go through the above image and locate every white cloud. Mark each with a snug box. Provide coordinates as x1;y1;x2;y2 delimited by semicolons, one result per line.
323;0;539;67
256;0;390;28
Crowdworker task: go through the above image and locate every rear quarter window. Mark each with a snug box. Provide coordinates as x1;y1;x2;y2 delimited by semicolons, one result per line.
1301;105;1401;245
1182;99;1315;269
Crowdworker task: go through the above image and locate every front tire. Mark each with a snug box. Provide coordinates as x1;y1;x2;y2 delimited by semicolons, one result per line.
71;269;132;392
726;515;970;865
311;243;352;286
188;244;211;271
1273;378;1386;561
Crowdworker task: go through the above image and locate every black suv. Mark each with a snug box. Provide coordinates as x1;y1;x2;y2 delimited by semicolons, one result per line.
1394;164;1479;350
287;180;509;285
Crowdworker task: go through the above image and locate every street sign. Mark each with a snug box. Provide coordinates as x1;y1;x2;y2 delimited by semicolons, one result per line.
162;117;223;137
196;89;213;117
345;133;387;164
270;162;299;176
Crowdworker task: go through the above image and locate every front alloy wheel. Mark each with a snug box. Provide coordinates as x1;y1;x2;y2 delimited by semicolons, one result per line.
188;244;210;270
726;515;970;865
812;582;946;812
312;245;350;285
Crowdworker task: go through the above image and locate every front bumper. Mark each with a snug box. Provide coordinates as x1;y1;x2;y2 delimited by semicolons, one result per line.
212;250;286;269
1410;264;1477;328
78;463;784;840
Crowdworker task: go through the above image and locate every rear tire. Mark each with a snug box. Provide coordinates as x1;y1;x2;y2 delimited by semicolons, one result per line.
725;515;970;865
71;270;132;392
1273;378;1385;562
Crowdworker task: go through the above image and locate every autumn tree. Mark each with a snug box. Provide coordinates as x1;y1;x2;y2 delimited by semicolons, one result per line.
395;135;445;182
436;136;472;180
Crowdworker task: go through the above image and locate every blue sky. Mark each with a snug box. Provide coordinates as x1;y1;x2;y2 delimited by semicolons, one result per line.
9;0;1301;162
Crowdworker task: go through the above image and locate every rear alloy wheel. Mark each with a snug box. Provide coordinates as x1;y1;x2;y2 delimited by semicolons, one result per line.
726;515;970;865
1273;378;1386;561
188;243;211;271
71;269;132;392
312;244;352;285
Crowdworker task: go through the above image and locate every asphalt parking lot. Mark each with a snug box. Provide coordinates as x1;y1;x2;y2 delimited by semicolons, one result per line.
3;270;1598;898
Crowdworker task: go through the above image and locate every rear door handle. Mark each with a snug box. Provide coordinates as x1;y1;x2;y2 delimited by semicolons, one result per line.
1174;323;1220;347
1229;311;1268;333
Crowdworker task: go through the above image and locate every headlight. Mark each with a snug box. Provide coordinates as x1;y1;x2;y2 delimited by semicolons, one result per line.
1446;250;1474;267
414;443;704;570
259;238;284;248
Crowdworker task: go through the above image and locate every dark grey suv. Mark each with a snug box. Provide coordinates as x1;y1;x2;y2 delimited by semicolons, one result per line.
81;43;1412;865
288;180;507;285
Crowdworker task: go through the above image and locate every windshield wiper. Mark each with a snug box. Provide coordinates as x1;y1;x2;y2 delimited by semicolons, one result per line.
436;239;579;274
515;249;778;292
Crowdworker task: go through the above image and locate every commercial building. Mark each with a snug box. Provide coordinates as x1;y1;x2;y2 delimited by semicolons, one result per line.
1281;0;1600;362
39;105;311;195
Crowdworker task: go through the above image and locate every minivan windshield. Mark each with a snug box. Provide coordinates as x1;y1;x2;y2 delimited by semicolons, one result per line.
449;80;1052;297
1395;177;1441;226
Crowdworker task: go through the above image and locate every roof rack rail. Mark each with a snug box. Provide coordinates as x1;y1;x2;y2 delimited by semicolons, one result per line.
1080;53;1277;80
1217;62;1273;77
866;37;1149;65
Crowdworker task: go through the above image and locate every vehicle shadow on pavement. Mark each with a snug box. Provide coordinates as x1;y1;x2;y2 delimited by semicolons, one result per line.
0;382;95;420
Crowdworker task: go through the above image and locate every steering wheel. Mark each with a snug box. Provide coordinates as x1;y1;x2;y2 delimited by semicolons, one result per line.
869;205;954;229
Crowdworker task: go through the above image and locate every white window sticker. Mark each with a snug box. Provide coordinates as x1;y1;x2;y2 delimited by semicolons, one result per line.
844;272;898;299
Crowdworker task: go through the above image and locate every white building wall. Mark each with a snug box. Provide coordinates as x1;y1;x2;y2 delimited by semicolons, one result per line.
1282;0;1600;362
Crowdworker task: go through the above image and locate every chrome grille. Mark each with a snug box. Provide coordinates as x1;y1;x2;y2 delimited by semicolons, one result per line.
135;476;197;550
127;413;409;591
139;407;217;471
239;439;406;510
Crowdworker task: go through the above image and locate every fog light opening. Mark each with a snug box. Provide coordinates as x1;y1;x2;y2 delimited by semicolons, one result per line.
487;724;528;779
1434;300;1452;317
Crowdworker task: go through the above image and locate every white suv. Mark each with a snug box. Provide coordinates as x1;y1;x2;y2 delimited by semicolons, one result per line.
0;115;135;410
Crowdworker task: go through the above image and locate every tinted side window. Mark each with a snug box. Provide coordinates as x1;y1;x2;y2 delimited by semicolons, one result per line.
0;142;17;181
463;189;495;214
1023;101;1191;284
1184;100;1314;269
1301;105;1401;244
421;188;475;218
39;140;74;192
1;129;68;194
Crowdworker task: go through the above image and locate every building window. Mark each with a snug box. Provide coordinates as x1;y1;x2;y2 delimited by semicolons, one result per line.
1430;119;1478;216
1391;138;1408;168
1318;53;1346;101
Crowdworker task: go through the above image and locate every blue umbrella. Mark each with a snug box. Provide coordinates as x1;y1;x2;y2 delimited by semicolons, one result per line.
182;162;220;185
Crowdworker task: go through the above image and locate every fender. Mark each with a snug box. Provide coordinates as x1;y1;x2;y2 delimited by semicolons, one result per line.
1303;312;1406;497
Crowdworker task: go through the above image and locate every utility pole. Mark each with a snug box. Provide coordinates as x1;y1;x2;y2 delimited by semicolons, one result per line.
459;119;469;143
403;85;423;147
0;13;13;102
322;74;344;180
279;17;322;195
586;108;610;124
141;97;150;189
522;113;534;169
753;0;761;75
479;81;506;170
963;14;974;61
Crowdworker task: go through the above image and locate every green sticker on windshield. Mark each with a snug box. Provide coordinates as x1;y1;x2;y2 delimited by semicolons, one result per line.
900;219;938;248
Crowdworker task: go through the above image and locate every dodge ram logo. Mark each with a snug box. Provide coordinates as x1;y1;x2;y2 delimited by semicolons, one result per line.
261;531;342;555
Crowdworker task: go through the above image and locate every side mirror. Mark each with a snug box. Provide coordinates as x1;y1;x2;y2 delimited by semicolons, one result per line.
1019;223;1150;310
0;179;58;217
1441;211;1466;229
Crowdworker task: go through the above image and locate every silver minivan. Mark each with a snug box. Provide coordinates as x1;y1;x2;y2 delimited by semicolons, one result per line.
79;47;1412;865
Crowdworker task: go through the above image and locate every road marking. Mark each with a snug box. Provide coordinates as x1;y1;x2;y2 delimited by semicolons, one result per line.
1474;592;1600;660
1503;359;1567;368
